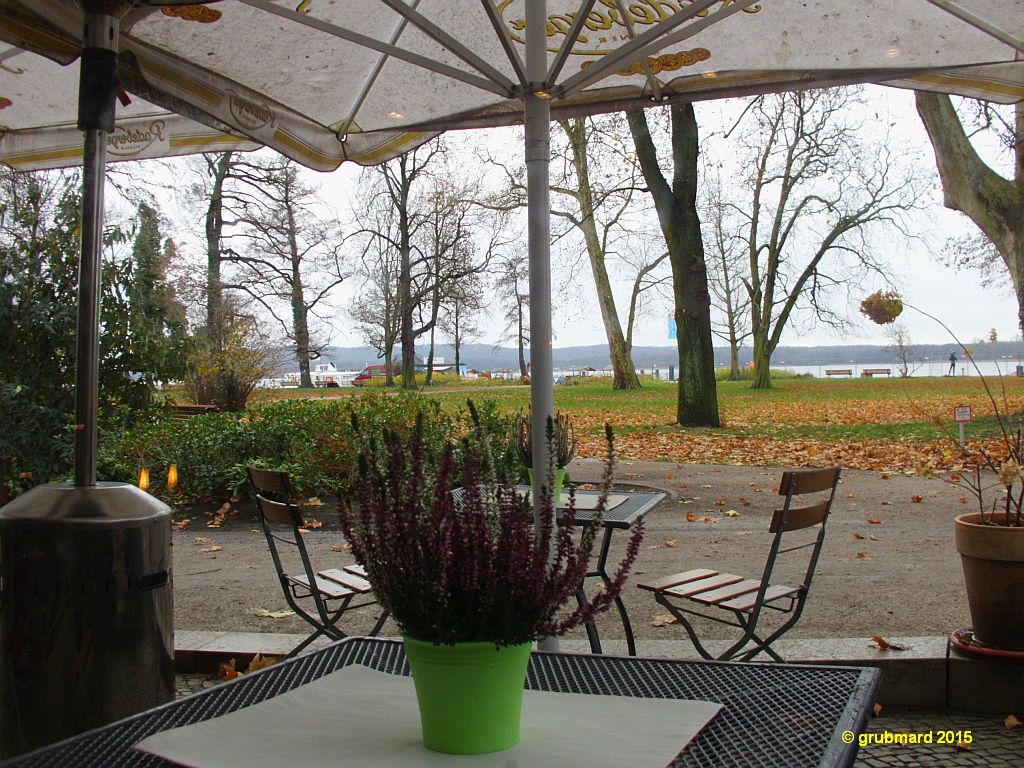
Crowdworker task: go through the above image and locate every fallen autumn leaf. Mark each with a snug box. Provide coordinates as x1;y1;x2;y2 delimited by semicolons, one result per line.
870;636;909;651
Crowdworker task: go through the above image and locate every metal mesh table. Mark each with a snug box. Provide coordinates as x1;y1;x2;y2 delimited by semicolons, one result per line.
2;637;880;768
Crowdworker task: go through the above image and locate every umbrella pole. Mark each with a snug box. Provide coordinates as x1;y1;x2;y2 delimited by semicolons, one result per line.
74;11;119;486
525;0;558;653
525;0;553;520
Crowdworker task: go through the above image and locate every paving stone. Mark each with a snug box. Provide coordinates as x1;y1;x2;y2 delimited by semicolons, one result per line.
175;672;222;699
855;711;1024;768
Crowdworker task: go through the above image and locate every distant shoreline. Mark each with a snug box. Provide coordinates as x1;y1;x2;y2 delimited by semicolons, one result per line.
309;340;1024;376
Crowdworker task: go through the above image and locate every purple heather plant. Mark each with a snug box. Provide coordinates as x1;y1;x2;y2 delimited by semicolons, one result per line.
339;409;643;646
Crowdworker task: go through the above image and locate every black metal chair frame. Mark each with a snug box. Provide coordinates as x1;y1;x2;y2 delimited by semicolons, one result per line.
646;467;841;662
247;467;388;658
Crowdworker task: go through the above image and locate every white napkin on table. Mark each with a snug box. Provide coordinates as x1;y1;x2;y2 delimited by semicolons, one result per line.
136;664;721;768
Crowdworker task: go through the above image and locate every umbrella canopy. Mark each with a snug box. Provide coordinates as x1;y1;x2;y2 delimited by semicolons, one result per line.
0;1;1020;171
0;0;1019;494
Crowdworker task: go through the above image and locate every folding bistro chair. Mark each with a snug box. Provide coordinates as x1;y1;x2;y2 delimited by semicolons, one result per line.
638;466;841;662
247;467;388;658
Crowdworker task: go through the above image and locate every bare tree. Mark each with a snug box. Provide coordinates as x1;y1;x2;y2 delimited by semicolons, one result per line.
349;193;401;385
916;93;1022;332
732;89;921;389
495;249;530;381
193;151;239;331
552;115;646;389
414;176;501;384
218;158;347;388
439;271;485;378
627;104;721;426
486;115;666;390
356;139;492;389
702;165;751;381
886;322;921;378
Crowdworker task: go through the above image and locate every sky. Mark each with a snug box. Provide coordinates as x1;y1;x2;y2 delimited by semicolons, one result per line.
155;84;1019;354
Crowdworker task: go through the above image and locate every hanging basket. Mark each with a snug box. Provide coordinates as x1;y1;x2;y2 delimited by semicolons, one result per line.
402;636;532;754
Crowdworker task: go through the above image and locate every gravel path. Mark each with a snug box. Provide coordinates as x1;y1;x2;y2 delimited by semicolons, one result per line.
172;460;971;645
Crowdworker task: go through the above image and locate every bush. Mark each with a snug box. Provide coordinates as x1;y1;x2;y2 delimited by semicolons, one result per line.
0;383;72;501
95;392;510;504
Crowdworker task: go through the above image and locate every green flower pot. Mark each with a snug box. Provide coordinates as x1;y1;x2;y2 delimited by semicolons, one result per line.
402;636;532;754
527;467;567;504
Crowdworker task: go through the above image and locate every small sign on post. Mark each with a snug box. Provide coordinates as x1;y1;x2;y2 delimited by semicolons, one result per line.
954;404;973;446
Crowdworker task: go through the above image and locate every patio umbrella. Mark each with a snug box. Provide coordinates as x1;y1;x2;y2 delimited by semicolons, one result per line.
0;1;1020;490
0;0;1019;498
0;6;1018;749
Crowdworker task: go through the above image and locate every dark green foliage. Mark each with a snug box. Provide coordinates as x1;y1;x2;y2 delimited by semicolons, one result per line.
0;174;79;497
0;383;71;500
457;399;518;481
0;172;192;498
97;392;502;504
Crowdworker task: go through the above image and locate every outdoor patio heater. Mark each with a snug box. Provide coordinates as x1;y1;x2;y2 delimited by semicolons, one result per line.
0;1;184;758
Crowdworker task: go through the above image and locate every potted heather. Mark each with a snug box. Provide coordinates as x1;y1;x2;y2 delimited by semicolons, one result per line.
339;410;642;754
861;290;1024;651
513;410;577;502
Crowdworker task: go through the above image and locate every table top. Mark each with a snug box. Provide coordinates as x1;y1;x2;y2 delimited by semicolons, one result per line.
550;487;664;528
3;637;880;768
453;486;665;528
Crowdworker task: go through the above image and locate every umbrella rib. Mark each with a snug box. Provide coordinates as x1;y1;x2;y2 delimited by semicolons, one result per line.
377;0;517;94
336;0;421;137
236;0;507;97
612;0;663;101
924;0;1024;54
545;0;599;85
558;0;758;97
481;0;527;86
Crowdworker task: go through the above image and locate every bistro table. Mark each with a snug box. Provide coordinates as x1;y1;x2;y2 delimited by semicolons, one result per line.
559;487;663;656
0;637;880;768
454;486;665;656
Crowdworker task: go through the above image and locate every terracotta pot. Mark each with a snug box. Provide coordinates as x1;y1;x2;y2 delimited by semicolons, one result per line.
954;512;1024;650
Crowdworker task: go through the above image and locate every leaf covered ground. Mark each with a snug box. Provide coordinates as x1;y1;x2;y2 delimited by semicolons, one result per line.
431;375;1024;473
263;374;1024;473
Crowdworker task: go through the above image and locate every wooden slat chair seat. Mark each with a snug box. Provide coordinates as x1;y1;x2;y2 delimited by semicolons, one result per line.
247;467;388;658
638;466;841;662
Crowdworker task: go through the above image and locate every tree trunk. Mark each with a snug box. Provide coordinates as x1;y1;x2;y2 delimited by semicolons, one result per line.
284;193;314;389
729;338;740;381
608;336;638;389
916;92;1023;334
384;348;395;386
204;152;233;333
293;284;312;388
562;118;640;390
453;302;462;378
627;105;720;427
398;209;418;390
751;336;772;389
425;324;436;384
